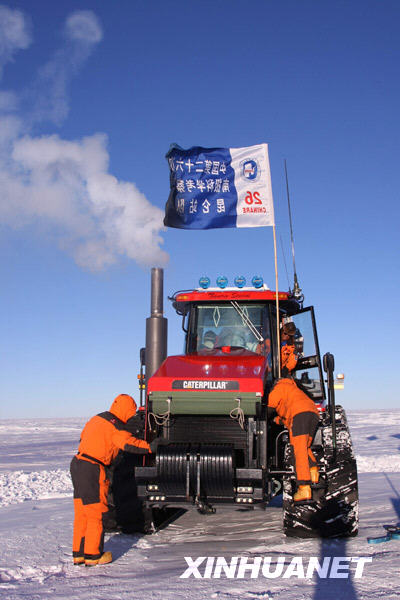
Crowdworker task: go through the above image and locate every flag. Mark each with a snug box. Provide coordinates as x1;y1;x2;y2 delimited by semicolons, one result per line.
164;143;275;229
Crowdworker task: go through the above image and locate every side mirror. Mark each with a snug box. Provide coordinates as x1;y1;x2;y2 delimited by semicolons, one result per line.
323;352;335;373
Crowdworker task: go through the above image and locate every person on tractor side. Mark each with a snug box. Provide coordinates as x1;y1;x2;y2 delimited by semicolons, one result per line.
268;321;320;504
70;394;156;566
280;321;299;375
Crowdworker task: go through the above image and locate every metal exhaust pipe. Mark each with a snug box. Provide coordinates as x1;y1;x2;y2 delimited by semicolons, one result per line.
145;268;168;387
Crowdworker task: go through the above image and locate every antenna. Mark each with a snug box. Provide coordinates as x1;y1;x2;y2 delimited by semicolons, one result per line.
280;235;291;292
284;160;303;301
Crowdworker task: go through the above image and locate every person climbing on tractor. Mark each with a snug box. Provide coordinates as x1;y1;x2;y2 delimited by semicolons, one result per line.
268;378;320;503
70;394;156;566
267;320;320;503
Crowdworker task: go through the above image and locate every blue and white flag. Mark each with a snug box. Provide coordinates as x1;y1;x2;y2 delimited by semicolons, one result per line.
164;143;275;229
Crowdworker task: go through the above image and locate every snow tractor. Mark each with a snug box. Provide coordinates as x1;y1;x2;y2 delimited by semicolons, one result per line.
133;268;358;538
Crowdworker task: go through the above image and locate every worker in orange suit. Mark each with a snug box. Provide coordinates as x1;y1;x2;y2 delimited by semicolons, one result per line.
70;394;153;566
268;378;320;503
280;321;298;376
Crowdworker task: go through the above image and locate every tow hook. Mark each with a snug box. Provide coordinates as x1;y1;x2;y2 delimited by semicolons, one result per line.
195;499;216;514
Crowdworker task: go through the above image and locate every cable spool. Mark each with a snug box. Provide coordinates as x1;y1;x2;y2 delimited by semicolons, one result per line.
156;443;234;499
199;444;234;497
156;443;189;496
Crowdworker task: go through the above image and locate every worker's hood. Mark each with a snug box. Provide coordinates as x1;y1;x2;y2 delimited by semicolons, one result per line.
109;394;137;423
147;353;268;395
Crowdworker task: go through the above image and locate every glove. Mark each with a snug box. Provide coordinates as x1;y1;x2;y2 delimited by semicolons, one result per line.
150;438;168;453
281;366;289;377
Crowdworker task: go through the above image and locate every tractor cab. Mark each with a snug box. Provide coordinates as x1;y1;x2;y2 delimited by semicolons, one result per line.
171;285;326;405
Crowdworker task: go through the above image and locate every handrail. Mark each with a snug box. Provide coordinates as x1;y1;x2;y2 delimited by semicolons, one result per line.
323;352;336;461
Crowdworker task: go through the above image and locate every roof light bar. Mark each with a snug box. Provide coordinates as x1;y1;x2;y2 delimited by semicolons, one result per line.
199;276;210;289
216;276;228;289
252;275;264;289
234;275;246;288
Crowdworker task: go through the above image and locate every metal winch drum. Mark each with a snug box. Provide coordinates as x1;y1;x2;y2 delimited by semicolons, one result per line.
156;443;235;500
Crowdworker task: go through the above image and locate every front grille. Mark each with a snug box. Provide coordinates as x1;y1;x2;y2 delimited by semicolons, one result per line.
164;415;248;450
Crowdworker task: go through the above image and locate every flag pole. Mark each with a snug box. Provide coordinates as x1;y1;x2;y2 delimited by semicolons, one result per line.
272;224;281;378
263;143;280;378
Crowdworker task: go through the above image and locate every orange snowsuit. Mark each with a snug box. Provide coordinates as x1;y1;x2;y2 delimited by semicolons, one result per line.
281;343;298;374
268;378;319;484
70;394;151;561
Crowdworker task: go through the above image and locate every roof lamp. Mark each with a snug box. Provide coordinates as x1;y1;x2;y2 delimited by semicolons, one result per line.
252;275;264;289
199;276;210;289
234;275;246;288
216;276;228;289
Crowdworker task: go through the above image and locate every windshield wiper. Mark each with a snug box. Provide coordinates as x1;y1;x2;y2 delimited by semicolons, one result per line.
230;301;264;343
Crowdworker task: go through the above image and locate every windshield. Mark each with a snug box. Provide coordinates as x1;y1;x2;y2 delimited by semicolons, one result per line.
189;303;269;354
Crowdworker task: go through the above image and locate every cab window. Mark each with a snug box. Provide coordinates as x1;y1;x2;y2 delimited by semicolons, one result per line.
285;308;325;401
189;304;269;354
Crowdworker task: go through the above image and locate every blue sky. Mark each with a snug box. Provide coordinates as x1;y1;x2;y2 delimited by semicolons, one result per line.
0;0;399;418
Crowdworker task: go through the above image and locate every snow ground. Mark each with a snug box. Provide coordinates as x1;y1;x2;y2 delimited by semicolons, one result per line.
1;410;400;599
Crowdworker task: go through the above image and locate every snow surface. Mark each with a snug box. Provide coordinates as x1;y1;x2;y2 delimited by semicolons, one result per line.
1;410;400;599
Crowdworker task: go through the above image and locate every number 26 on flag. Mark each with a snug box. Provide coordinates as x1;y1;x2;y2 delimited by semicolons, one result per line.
245;191;262;205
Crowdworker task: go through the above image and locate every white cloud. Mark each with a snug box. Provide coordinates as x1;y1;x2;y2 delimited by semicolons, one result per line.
0;5;31;77
5;133;167;270
28;10;103;126
65;10;103;44
0;9;168;271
